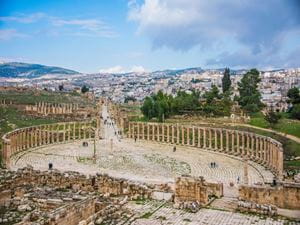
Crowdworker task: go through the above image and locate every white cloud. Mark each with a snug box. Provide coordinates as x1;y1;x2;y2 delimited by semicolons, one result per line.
128;0;300;67
0;13;117;38
0;13;46;24
51;18;117;38
0;29;29;40
99;65;147;74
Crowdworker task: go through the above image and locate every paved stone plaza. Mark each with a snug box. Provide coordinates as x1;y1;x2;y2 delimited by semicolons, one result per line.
125;201;298;225
9;106;275;198
11;138;273;197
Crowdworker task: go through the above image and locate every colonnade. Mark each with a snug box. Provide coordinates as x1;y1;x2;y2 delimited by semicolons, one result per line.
107;103;128;134
2;121;97;168
128;122;284;179
25;102;79;115
0;99;13;105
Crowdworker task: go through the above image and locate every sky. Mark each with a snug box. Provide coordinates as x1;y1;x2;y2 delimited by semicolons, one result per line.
0;0;299;73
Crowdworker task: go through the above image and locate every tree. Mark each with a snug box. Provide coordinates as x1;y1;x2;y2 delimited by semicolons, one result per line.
286;87;300;120
222;68;231;93
141;96;154;120
81;85;89;94
264;110;282;127
290;104;300;120
237;69;264;113
58;84;64;91
287;87;300;104
124;96;136;103
203;85;221;104
202;85;231;117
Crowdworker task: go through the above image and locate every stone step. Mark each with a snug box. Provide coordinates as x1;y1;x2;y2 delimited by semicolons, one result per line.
210;196;239;211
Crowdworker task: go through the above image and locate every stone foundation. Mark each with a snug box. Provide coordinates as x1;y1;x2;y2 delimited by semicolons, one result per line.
239;182;300;210
174;176;223;211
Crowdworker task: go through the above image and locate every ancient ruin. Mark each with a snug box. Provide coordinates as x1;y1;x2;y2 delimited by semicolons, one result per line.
1;103;300;224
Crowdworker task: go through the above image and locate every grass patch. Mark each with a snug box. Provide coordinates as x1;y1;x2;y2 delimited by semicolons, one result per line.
249;113;300;138
0;89;91;105
140;211;153;219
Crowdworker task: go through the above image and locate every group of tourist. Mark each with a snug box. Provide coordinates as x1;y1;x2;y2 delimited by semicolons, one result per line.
210;162;218;168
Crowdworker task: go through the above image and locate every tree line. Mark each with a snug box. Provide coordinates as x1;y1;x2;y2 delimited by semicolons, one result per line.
141;68;300;121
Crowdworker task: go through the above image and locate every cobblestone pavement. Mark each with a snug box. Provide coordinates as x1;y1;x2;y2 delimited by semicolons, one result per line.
122;201;299;225
11;138;273;197
11;105;274;197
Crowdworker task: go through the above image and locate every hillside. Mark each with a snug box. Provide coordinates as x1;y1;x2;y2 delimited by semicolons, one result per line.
0;62;80;78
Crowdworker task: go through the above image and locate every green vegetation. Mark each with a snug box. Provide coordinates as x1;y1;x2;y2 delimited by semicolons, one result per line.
249;112;300;138
124;96;137;103
0;89;89;105
287;87;300;120
264;110;282;128
0;107;58;135
221;67;231;93
141;87;233;122
0;89;93;166
81;85;89;93
237;69;264;113
0;106;59;167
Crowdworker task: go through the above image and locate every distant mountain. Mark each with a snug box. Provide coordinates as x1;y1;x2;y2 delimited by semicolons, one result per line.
0;62;80;78
152;67;204;77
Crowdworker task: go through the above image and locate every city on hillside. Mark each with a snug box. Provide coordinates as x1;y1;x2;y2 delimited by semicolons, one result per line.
0;0;300;225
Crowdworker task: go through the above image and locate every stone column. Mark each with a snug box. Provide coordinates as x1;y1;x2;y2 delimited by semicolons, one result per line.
162;124;165;142
147;123;150;141
270;142;274;170
73;123;76;140
251;135;255;159
25;129;30;149
142;123;145;140
241;133;245;156
198;128;201;148
214;129;218;150
208;129;212;149
243;158;249;185
192;127;195;146
187;127;190;145
181;126;185;145
152;124;155;141
176;124;180;144
2;139;11;169
264;138;268;164
255;136;261;162
167;125;170;143
246;134;250;157
220;129;223;151
203;128;207;148
128;123;131;138
67;124;71;141
137;123;140;140
278;147;283;181
172;125;175;143
156;124;160;141
226;130;229;152
231;131;235;154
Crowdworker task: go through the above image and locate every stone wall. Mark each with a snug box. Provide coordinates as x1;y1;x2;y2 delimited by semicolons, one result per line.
33;198;97;225
174;176;223;209
1;121;97;168
239;183;300;210
0;167;164;202
127;122;284;179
